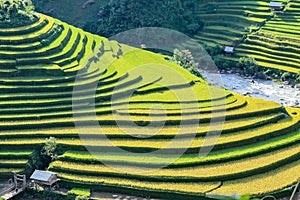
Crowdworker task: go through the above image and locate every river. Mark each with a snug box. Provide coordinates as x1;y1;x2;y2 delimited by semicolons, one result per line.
203;73;300;107
0;179;8;192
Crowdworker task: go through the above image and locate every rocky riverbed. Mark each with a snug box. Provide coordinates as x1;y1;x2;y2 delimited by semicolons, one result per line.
203;72;300;107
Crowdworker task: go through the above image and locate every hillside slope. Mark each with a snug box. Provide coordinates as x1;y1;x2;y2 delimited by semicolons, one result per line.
193;0;300;75
0;12;299;199
236;0;300;74
33;0;300;81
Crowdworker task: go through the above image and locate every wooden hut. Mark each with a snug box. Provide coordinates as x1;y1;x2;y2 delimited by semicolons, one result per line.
30;170;58;189
270;2;284;11
224;46;234;54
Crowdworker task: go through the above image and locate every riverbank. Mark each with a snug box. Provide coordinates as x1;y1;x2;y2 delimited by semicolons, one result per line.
203;72;300;107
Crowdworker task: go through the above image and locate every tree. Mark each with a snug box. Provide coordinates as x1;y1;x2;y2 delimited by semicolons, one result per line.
237;57;259;76
41;137;58;161
0;0;35;26
170;49;203;78
39;137;60;169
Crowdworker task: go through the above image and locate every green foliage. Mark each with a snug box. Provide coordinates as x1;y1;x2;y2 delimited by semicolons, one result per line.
217;194;252;200
39;137;61;170
170;48;203;78
26;150;43;172
278;71;299;85
19;188;75;200
204;45;223;57
68;188;90;200
296;72;300;83
203;2;218;14
213;55;236;70
204;45;235;70
0;0;35;26
92;0;203;37
41;137;58;160
237;57;260;76
186;23;201;35
281;72;293;81
75;196;89;200
68;188;90;197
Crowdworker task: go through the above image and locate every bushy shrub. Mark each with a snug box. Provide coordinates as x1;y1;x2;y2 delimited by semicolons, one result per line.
41;137;58;160
280;71;299;84
236;57;260;76
68;188;90;200
186;23;201;35
170;48;203;78
0;0;36;27
281;72;293;81
213;55;236;70
204;44;223;57
40;137;62;169
68;188;90;197
265;68;282;79
296;72;300;83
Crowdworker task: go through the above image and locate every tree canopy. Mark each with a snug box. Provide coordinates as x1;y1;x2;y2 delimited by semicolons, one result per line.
0;0;35;26
85;0;203;37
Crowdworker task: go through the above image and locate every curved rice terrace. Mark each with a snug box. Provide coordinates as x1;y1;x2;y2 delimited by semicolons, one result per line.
194;0;281;47
236;0;300;73
194;0;300;75
0;11;300;200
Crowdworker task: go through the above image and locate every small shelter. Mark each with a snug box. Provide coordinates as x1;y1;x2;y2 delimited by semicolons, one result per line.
30;170;58;189
224;46;234;54
270;2;284;11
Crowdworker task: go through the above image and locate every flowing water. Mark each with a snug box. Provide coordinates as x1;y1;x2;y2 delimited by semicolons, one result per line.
204;73;300;107
0;179;8;192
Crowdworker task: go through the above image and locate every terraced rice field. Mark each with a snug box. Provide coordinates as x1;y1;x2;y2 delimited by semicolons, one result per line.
193;0;284;47
0;12;300;199
194;0;300;75
236;0;300;73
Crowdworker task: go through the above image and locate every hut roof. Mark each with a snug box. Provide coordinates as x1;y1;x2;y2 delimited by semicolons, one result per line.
270;2;283;7
224;46;234;53
30;170;56;182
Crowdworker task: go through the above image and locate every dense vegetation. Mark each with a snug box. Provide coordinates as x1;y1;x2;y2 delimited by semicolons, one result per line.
0;10;299;199
169;49;203;78
89;0;203;36
33;0;203;37
0;0;36;27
